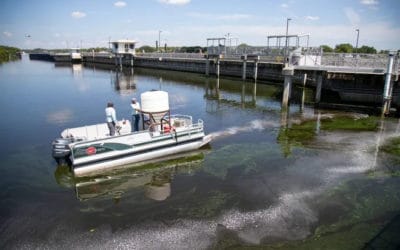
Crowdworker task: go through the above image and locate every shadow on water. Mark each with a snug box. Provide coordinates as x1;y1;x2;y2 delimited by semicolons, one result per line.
54;150;207;202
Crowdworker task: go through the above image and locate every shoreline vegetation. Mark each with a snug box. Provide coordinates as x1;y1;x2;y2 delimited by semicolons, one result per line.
0;45;21;63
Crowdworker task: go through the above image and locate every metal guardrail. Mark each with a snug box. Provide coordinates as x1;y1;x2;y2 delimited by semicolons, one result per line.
322;53;389;70
86;48;399;74
136;53;204;59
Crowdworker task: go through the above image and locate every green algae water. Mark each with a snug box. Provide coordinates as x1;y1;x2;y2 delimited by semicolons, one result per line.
0;56;399;249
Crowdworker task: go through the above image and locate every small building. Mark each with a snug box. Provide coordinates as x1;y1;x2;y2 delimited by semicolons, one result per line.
111;40;137;55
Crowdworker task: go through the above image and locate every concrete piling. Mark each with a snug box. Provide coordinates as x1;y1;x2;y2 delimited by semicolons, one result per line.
216;59;220;77
242;55;247;80
254;61;258;81
315;73;323;103
205;59;210;76
282;67;294;110
382;52;395;115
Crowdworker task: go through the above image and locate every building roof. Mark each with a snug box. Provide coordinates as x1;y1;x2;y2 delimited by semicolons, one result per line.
111;39;137;44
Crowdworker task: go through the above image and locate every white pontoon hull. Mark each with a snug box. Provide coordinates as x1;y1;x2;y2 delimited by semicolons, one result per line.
73;135;211;177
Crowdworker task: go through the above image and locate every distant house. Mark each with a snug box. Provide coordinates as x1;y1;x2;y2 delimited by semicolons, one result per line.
111;40;137;55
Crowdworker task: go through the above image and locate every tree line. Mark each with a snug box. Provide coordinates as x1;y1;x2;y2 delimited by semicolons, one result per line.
0;45;21;63
321;43;393;54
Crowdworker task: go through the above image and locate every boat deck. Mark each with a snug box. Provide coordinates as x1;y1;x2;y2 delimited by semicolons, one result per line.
61;120;132;140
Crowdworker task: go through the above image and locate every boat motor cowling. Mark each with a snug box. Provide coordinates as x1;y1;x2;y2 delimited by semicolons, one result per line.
52;138;73;163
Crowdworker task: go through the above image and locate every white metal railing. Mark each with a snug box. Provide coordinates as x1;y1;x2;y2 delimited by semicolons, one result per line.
136;53;204;59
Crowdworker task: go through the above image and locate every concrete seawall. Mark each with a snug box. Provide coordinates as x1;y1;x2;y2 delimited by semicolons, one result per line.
122;55;286;83
28;52;400;112
27;53;321;85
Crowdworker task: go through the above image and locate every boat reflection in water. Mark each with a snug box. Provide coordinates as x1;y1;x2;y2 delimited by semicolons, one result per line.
54;150;207;201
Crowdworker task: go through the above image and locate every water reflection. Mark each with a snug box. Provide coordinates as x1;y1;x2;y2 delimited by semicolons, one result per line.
54;151;206;202
54;62;82;77
111;68;136;95
204;78;258;113
46;108;74;125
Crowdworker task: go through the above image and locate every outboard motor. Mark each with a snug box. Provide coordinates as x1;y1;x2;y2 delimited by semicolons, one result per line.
52;138;73;165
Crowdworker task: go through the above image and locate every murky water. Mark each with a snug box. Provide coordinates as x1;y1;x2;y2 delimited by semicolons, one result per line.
0;56;399;249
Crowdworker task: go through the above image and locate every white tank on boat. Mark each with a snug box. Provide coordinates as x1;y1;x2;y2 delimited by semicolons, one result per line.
141;90;169;113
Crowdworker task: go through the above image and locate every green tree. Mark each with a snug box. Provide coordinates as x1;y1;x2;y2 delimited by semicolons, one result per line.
357;45;377;54
178;46;205;53
334;43;353;53
0;45;21;63
321;45;333;52
138;45;156;53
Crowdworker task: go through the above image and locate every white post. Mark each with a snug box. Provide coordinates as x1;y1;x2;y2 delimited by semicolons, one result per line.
242;55;247;80
383;53;394;99
382;52;395;115
254;61;258;80
282;67;294;109
205;59;210;76
315;73;323;103
216;58;220;77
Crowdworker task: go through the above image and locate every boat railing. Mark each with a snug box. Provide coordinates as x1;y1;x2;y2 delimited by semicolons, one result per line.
166;115;204;130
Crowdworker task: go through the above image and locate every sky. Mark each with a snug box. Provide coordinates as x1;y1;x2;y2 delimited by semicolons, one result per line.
0;0;399;50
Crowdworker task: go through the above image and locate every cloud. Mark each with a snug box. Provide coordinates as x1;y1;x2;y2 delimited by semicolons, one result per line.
3;31;12;37
281;3;289;8
159;0;191;5
360;0;379;5
71;11;86;19
114;1;127;7
344;8;360;26
46;109;74;125
305;16;319;21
